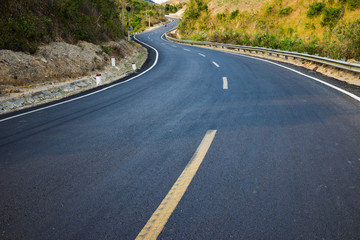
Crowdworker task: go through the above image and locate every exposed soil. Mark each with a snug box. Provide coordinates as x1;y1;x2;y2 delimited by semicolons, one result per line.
0;39;147;99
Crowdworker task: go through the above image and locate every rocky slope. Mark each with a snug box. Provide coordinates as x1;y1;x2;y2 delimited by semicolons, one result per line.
0;39;148;113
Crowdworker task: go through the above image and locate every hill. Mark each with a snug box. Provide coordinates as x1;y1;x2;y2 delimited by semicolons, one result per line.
177;0;360;60
0;0;166;53
163;0;189;5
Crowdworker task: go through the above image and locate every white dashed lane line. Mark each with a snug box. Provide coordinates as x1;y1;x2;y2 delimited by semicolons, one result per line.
212;61;220;67
198;53;206;57
223;77;228;89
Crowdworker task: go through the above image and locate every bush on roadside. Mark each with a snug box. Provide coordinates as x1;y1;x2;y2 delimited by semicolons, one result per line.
307;2;326;18
279;7;293;16
320;7;342;28
0;0;124;53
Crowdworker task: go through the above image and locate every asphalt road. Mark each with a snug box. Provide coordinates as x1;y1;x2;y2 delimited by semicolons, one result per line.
1;20;360;239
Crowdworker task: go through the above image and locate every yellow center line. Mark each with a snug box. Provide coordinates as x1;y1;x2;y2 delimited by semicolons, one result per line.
135;130;217;240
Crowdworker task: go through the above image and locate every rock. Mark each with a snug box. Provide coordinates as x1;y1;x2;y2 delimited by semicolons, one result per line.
41;58;48;63
42;90;52;96
18;97;26;104
32;92;45;100
0;106;9;113
6;101;15;109
25;97;35;103
77;81;87;87
62;86;72;92
13;100;22;108
32;95;40;102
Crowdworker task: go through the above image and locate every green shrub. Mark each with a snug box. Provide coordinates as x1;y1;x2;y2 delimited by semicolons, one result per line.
349;0;360;9
335;20;360;59
321;7;342;29
266;6;273;14
217;13;226;20
230;9;239;19
165;4;178;13
306;2;326;18
0;0;149;52
304;39;321;55
287;27;294;35
183;0;208;20
100;45;112;55
0;11;53;53
305;22;316;29
279;7;293;16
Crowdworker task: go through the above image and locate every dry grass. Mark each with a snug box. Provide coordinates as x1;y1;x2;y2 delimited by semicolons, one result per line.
208;0;267;14
162;0;189;6
179;0;360;60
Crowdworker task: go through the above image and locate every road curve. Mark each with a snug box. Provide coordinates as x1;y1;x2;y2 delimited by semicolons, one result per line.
1;20;360;239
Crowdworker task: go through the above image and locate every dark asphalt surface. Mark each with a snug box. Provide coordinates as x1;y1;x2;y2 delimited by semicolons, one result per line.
1;20;360;239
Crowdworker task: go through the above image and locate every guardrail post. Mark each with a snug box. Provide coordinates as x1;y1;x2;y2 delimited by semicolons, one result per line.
249;50;252;53
255;51;258;54
285;56;288;60
269;53;272;56
96;74;102;86
276;54;280;58
238;48;240;51
111;56;116;66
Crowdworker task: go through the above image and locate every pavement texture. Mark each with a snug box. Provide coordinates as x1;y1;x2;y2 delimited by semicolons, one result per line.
1;20;360;240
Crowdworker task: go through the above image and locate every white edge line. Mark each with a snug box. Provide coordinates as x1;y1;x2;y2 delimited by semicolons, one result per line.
212;61;220;68
167;38;360;103
0;35;159;123
224;52;360;102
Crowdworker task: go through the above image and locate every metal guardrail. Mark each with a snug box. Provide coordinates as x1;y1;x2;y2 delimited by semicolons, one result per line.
165;34;360;74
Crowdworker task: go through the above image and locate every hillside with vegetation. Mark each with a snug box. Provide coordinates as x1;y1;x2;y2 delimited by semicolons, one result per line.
177;0;360;60
0;0;168;94
0;0;166;54
125;0;167;32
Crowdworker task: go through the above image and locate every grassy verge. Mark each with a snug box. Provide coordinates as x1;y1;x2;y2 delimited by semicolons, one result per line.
177;0;360;61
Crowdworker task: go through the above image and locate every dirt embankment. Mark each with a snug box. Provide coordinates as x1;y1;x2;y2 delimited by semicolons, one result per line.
0;40;140;93
0;39;148;113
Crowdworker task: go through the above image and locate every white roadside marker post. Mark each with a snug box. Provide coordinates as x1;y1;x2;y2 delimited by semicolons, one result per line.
111;56;116;66
132;62;137;71
96;73;102;86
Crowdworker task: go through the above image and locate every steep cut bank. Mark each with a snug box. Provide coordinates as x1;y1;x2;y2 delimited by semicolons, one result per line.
0;39;148;113
0;40;146;92
0;0;167;54
0;0;168;113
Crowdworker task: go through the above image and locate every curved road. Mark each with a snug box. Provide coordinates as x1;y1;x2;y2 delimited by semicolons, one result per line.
1;20;360;239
